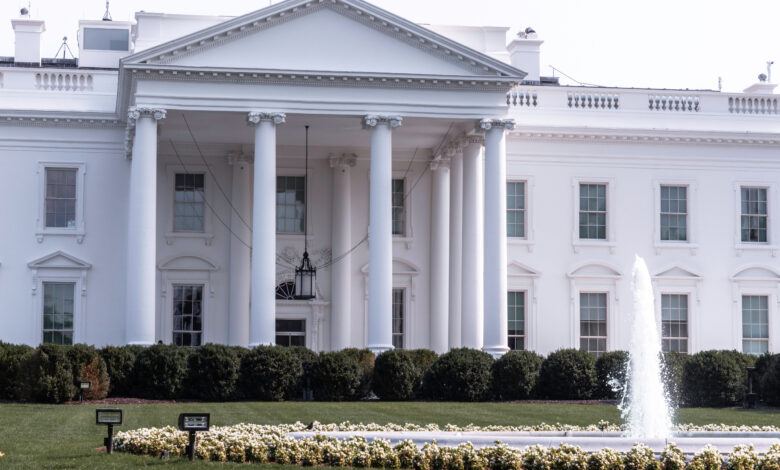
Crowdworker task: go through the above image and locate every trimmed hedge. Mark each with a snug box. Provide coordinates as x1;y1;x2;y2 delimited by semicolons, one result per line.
372;350;418;400
406;349;438;398
19;344;77;403
66;344;109;400
239;346;303;401
760;354;780;406
186;344;241;401
131;344;190;399
312;350;362;401
339;348;375;399
682;350;754;407
0;342;33;400
662;351;688;406
422;348;494;401
286;346;318;400
492;350;544;400
100;345;144;397
595;351;628;399
537;348;597;400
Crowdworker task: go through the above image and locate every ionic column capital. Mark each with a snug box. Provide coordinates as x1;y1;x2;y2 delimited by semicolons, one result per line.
430;158;451;171
462;134;485;146
329;153;358;169
227;152;253;165
479;118;516;132
127;106;167;126
247;111;286;126
363;114;403;129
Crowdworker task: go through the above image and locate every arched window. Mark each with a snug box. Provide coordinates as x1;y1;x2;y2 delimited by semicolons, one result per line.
275;281;296;300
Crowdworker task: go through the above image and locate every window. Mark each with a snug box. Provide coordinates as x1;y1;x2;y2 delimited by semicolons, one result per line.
661;294;688;353
392;179;405;236
275;281;296;300
580;293;607;356
42;282;75;345
276;319;306;347
277;176;305;233
172;285;203;346
507;291;525;350
392;288;405;349
45;168;77;228
579;184;607;240
507;182;526;238
174;174;205;232
83;28;129;51
742;295;769;355
741;187;768;243
660;185;687;241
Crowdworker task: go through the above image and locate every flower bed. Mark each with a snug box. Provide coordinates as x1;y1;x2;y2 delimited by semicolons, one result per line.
114;422;780;466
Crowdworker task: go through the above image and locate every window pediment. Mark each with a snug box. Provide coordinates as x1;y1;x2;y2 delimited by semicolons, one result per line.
158;255;218;272
653;265;702;280
360;259;420;276
731;265;780;281
28;251;91;270
567;262;622;279
507;261;540;277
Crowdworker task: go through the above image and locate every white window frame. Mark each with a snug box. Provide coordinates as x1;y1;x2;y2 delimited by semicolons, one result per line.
507;261;539;350
170;283;206;347
730;265;780;353
734;182;778;256
567;262;621;351
158;255;217;345
654;179;698;255
571;177;616;253
164;165;214;246
36;162;86;243
391;170;414;247
361;258;418;349
507;176;535;252
276;302;327;351
653;266;702;353
277;168;317;244
28;251;90;345
276;172;307;235
392;287;407;349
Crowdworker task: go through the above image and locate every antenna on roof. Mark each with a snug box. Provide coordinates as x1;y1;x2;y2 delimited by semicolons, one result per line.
102;1;112;21
718;76;722;91
54;36;76;59
767;61;774;83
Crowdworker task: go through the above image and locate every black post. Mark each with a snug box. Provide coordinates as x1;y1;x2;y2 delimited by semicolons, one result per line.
104;424;114;454
187;430;196;461
79;389;83;404
746;366;758;408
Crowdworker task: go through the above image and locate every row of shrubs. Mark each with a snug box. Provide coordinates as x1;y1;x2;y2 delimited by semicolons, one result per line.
1;341;779;406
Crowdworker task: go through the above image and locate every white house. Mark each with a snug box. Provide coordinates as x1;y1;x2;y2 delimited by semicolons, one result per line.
1;0;779;357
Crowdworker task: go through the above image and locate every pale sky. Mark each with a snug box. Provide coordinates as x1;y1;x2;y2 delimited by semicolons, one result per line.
1;0;777;92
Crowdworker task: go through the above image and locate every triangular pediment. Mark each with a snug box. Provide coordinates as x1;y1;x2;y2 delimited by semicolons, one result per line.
123;0;524;80
28;251;91;270
508;261;540;277
567;262;622;279
731;265;780;281
159;255;218;271
360;258;419;275
654;265;702;279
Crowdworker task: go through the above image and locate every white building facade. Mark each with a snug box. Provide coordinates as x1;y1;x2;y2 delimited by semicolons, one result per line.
1;0;779;357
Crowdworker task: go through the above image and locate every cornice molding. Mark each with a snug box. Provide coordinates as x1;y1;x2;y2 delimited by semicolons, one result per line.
508;129;780;146
363;114;402;128
0;114;123;129
124;66;517;93
247;111;286;126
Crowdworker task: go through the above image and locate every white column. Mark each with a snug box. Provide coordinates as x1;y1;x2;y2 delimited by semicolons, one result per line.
330;153;357;350
461;136;484;349
364;114;402;354
248;111;286;347
125;106;166;345
228;153;252;347
481;119;516;358
429;158;450;353
448;144;464;349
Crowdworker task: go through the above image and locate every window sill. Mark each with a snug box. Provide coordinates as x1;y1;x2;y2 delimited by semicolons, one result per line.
392;236;414;249
735;243;779;257
36;229;85;244
572;239;616;254
654;242;698;255
164;232;214;246
508;238;535;253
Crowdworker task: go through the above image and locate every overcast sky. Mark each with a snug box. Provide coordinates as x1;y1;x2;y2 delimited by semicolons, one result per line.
1;0;777;92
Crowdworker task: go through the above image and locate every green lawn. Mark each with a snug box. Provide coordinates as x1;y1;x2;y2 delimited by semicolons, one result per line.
0;402;777;469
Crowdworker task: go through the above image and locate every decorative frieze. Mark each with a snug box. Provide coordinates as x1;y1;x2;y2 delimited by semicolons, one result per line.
363;114;403;128
247;112;286;126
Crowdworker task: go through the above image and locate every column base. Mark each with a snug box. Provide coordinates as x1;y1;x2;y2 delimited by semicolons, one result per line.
366;343;394;355
482;345;510;359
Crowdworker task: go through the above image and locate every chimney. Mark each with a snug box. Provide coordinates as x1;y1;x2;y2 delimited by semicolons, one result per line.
507;28;543;83
12;13;46;65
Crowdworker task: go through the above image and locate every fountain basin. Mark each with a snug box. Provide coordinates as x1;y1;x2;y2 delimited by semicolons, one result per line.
288;430;780;455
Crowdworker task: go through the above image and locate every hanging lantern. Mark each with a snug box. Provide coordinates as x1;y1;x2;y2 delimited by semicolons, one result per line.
294;125;316;300
294;251;316;300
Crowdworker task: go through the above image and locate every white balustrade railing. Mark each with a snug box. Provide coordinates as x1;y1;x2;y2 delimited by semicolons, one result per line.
648;95;699;112
567;92;619;109
506;89;538;107
728;96;779;114
35;72;94;92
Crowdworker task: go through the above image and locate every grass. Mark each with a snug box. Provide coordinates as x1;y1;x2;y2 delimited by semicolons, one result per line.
0;402;777;469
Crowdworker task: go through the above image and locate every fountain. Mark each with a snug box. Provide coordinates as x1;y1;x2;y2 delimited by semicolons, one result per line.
620;255;673;439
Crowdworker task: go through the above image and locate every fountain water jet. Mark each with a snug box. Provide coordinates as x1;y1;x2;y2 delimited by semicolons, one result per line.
620;255;673;439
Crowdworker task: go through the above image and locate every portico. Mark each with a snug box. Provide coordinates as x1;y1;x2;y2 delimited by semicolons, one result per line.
119;0;524;355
